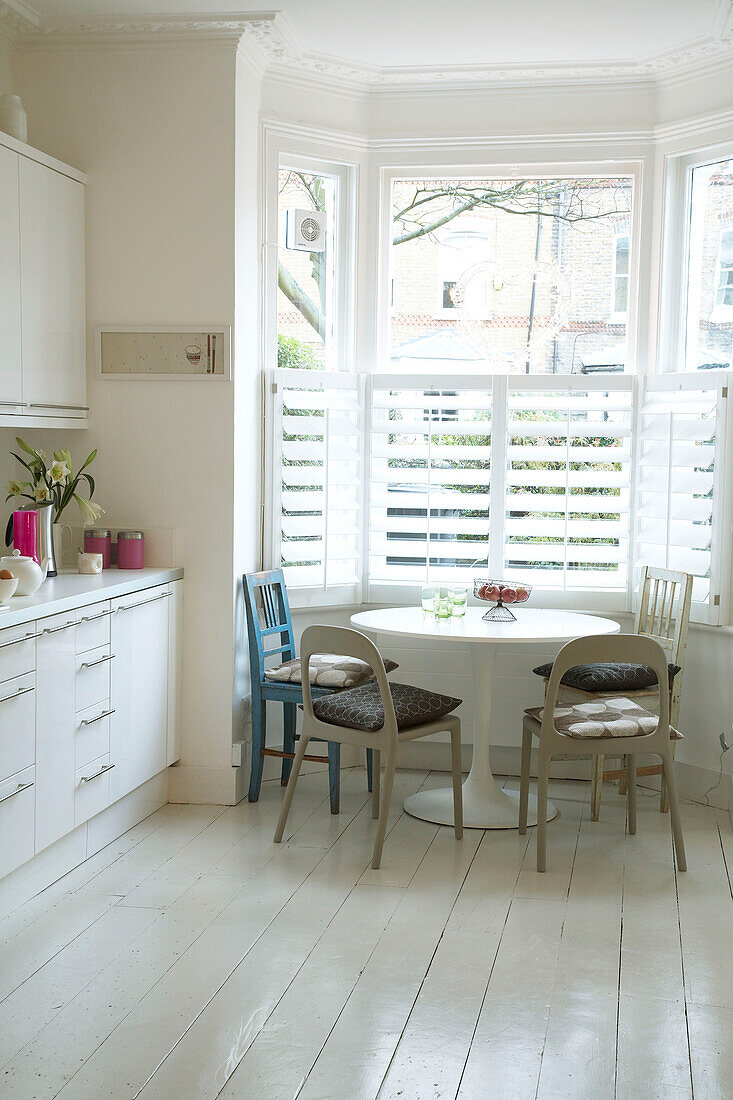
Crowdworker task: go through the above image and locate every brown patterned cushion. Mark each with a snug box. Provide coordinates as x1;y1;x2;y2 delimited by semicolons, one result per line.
313;681;461;733
265;654;398;688
525;697;683;740
532;661;681;693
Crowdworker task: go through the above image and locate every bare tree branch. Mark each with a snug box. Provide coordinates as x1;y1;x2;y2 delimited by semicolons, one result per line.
278;260;325;339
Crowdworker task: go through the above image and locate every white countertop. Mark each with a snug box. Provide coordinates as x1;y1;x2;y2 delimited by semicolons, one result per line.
0;567;183;629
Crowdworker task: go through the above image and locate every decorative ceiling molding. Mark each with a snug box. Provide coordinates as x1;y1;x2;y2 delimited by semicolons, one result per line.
9;5;733;92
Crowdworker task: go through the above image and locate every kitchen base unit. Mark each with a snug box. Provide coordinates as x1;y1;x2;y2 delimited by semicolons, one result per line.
0;568;182;912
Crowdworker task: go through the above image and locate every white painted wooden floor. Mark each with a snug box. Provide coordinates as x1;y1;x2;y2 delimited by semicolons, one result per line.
0;767;731;1100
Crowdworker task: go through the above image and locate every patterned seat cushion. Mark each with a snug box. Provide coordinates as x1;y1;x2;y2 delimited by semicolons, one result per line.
312;681;461;733
531;661;681;693
525;696;683;740
265;654;398;689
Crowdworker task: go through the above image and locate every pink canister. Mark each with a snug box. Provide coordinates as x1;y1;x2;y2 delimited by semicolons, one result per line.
84;528;111;569
116;530;145;569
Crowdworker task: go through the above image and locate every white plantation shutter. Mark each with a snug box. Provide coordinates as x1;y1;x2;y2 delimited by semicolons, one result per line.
368;375;491;587
269;369;363;606
634;373;730;624
500;377;633;595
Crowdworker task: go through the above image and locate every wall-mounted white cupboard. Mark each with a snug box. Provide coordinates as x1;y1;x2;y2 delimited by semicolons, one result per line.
0;573;182;881
0;132;86;428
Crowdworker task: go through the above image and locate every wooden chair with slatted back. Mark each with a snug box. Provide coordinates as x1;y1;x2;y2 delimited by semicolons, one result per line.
243;569;373;813
539;566;692;819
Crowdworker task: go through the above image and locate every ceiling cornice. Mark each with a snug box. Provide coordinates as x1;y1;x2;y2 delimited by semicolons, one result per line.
6;4;733;93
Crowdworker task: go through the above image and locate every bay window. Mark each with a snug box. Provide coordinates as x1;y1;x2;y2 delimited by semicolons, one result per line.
683;157;733;370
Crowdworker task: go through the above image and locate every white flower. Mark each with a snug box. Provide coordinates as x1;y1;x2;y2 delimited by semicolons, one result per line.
35;484;50;502
75;496;104;527
49;460;70;484
6;480;28;497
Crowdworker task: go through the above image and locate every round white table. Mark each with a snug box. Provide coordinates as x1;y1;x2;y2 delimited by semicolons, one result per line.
350;606;620;829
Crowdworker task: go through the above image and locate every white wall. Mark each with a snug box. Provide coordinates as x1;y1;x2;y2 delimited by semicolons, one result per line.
0;38;262;805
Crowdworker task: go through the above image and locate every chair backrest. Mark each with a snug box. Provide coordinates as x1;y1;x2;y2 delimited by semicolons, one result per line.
634;566;693;668
545;632;670;736
243;569;296;684
299;624;398;740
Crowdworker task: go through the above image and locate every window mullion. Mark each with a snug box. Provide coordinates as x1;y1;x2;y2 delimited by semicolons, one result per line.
489;375;506;579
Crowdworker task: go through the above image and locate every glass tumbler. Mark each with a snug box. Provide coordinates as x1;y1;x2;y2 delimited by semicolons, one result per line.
421;584;436;613
434;588;453;619
450;586;468;617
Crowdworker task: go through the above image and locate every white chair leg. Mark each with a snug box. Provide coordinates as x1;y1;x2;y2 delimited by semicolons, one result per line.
372;746;397;870
661;752;687;872
627;752;637;835
371;748;381;820
518;726;532;835
591;753;604;821
273;734;309;844
536;746;551;873
450;726;463;840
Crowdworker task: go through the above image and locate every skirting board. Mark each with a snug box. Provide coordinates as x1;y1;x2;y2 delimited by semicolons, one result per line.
0;772;168;920
397;740;732;812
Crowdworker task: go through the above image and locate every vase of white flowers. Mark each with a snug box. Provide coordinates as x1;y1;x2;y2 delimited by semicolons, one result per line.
5;439;103;561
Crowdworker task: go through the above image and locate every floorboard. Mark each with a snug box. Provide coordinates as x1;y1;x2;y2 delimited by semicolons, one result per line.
0;768;728;1100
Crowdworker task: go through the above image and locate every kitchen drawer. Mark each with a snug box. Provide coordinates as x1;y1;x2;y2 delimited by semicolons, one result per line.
0;622;38;684
75;602;111;653
75;645;113;712
74;753;112;827
0;766;34;877
75;699;112;770
0;672;35;782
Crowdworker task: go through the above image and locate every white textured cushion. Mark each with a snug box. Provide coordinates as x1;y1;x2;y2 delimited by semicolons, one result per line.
525;696;683;740
264;653;398;689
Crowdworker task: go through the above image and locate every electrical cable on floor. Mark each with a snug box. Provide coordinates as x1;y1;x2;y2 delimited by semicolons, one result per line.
701;738;730;806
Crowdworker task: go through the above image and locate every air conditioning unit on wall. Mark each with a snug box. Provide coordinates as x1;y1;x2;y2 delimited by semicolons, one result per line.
285;208;326;252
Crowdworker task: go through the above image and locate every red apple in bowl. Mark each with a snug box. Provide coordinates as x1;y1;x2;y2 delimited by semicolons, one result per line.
486;583;502;601
515;585;529;603
501;586;518;604
478;582;491;599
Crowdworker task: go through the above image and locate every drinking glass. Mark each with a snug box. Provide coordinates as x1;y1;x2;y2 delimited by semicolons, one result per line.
434;588;453;619
450;586;467;617
421;584;436;613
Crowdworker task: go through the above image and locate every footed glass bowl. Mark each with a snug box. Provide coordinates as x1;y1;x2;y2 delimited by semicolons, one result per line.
473;579;532;623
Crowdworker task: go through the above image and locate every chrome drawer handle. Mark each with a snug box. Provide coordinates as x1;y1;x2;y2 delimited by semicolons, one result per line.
80;609;113;623
117;591;170;612
29;403;89;412
0;400;29;407
42;620;78;635
0;780;33;804
0;684;34;704
0;630;41;649
79;708;115;726
80;653;115;670
80;762;114;784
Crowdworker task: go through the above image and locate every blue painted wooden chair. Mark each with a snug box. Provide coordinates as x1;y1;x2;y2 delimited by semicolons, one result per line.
243;569;373;814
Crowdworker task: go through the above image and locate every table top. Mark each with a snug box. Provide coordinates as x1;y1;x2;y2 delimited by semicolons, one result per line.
350;606;620;646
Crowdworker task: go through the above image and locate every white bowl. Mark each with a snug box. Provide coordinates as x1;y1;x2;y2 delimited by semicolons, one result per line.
0;576;19;603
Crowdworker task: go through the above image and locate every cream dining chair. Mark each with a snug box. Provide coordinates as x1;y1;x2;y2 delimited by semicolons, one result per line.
534;566;692;819
520;633;686;873
274;625;464;869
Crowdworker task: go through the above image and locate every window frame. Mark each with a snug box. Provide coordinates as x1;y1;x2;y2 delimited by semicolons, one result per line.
658;143;733;374
377;159;644;376
261;126;361;378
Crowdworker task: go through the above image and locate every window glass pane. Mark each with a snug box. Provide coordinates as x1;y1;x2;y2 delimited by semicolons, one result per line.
277;168;337;370
390;176;633;375
684;158;733;371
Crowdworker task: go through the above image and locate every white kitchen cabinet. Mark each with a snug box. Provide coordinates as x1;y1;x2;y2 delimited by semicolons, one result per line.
0;766;35;879
167;580;183;765
110;586;170;803
18;155;86;416
0;143;22;408
35;610;78;852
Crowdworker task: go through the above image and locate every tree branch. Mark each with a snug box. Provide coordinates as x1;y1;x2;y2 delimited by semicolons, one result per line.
278;260;325;340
